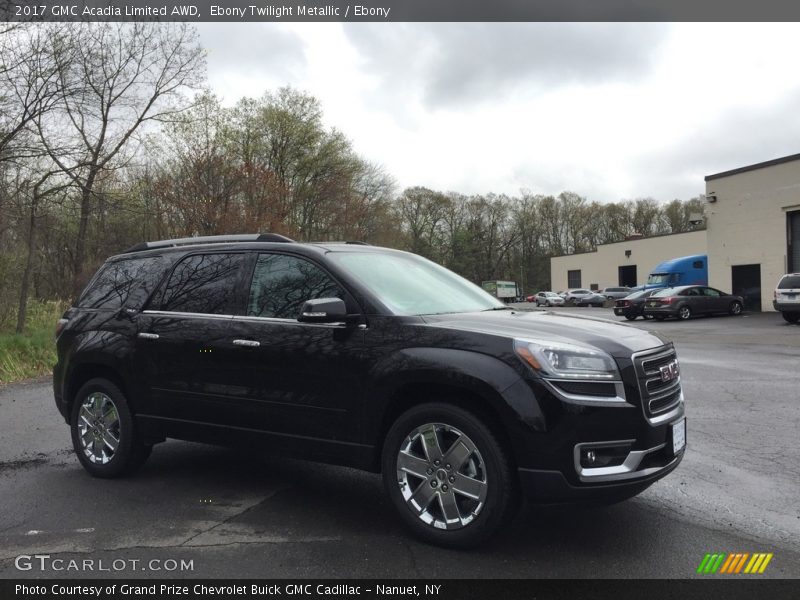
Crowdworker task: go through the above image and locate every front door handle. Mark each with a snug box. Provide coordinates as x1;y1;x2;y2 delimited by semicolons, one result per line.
137;332;160;340
232;339;260;347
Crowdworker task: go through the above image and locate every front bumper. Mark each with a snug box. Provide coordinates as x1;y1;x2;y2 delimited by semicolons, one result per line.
519;448;683;502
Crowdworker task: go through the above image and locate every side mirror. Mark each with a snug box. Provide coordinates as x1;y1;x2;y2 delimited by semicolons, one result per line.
298;298;348;324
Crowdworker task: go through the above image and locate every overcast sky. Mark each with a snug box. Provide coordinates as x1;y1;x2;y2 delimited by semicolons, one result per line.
197;23;800;203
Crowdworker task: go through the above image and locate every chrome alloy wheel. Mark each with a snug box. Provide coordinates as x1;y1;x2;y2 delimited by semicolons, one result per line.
396;423;488;530
77;392;121;465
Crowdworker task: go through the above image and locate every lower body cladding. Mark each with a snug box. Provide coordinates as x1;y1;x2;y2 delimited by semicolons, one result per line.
503;375;686;503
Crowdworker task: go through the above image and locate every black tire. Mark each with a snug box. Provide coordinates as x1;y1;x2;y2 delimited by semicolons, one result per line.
382;403;518;548
677;305;692;320
782;311;800;324
625;315;637;321
729;302;743;316
70;378;151;478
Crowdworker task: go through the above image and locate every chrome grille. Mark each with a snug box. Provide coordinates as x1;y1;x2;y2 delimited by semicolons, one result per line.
632;345;682;421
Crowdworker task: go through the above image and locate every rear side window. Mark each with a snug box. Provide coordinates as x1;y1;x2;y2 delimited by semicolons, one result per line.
160;253;245;314
778;275;800;289
78;256;164;310
248;254;344;319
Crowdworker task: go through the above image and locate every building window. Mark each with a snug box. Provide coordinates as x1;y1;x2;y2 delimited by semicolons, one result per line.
568;270;581;288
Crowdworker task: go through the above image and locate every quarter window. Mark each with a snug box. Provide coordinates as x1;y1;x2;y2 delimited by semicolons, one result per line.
160;253;244;314
78;256;164;310
248;254;344;319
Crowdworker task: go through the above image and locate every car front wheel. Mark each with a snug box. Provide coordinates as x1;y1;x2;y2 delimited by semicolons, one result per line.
382;403;518;548
70;378;151;478
729;301;743;316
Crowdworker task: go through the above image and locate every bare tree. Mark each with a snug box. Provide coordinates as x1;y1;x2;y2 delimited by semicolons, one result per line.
36;22;206;292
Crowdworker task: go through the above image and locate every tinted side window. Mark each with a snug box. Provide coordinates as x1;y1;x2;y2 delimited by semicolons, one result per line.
702;288;721;297
248;254;344;319
161;253;244;314
78;256;164;310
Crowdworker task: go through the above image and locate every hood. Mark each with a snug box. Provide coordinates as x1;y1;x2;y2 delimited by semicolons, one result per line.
421;309;667;357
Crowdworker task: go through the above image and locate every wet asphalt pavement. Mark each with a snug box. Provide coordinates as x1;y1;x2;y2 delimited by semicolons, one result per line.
1;309;798;578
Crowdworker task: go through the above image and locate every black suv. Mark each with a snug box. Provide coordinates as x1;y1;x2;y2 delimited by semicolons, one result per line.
54;234;686;547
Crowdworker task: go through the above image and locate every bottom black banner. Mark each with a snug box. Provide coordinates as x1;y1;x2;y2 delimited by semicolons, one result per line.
2;579;798;600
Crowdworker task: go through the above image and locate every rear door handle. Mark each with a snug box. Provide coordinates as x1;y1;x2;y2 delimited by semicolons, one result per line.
232;339;260;347
137;332;160;340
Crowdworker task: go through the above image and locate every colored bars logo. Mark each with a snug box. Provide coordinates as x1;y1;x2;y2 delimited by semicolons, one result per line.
697;552;773;574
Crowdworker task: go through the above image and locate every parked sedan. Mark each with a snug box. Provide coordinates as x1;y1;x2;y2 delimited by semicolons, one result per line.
601;286;631;300
643;286;744;320
613;288;664;320
576;292;608;307
532;291;565;306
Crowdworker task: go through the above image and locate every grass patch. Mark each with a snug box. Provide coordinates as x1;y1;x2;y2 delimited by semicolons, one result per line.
0;300;68;384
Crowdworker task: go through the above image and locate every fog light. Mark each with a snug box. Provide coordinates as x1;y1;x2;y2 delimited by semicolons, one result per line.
585;450;597;465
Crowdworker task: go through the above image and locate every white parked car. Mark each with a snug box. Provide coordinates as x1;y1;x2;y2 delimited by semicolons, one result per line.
774;273;800;323
563;288;593;303
533;291;565;307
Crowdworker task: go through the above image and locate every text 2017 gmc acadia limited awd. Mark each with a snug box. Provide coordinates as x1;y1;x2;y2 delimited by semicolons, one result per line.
54;234;686;547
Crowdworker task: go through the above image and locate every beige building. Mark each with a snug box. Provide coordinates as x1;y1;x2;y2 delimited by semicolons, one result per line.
550;152;800;311
550;230;707;292
705;153;800;312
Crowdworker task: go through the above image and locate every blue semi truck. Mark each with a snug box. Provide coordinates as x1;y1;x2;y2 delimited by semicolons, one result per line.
641;254;708;290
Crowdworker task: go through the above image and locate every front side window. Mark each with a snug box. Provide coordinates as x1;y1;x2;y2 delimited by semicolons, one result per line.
248;254;345;319
160;253;244;314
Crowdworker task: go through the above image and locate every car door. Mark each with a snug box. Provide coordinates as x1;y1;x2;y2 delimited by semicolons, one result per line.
221;252;367;444
677;286;700;313
700;286;727;313
134;252;249;424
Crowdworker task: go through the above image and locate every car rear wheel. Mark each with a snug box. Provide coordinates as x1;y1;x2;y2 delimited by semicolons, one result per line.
625;315;637;321
678;305;692;320
782;311;800;324
382;403;518;548
70;378;151;478
729;301;743;316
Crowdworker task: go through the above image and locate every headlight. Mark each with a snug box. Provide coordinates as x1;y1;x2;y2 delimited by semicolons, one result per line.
514;339;620;381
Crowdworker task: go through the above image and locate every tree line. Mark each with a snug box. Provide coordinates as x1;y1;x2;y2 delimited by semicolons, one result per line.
0;23;704;333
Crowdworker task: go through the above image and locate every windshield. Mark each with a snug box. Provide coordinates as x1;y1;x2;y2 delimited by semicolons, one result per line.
647;274;670;285
330;251;505;315
778;275;800;289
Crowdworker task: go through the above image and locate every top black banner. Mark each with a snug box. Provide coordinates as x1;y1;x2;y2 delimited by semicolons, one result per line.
3;0;800;22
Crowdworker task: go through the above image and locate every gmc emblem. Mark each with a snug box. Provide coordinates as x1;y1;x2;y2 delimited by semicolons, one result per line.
660;360;680;382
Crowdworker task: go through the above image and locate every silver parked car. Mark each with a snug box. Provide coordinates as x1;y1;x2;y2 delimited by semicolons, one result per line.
533;291;565;307
601;286;631;300
563;288;593;303
774;273;800;323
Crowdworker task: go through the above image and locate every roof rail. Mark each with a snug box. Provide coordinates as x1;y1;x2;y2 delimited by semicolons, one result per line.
123;233;295;253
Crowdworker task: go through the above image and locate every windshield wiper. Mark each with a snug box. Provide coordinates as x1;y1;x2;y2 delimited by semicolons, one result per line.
482;306;514;311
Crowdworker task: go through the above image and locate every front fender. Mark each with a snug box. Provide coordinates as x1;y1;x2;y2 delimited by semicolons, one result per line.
363;347;546;446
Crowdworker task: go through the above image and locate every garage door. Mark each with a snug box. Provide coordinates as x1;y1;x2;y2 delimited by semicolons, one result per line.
790;211;800;273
